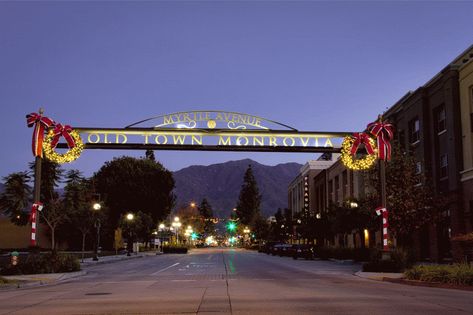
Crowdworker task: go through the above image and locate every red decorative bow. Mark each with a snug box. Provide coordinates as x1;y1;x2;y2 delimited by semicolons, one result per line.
26;113;55;158
51;124;75;149
350;132;375;156
367;121;394;161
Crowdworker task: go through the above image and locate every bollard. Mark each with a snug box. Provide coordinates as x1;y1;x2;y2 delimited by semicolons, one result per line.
10;251;19;266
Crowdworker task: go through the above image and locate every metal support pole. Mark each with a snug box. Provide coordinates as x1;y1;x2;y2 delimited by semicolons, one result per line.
380;159;390;260
31;155;42;251
31;107;44;252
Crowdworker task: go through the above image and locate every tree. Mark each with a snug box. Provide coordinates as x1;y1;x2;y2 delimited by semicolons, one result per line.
198;198;215;237
145;149;156;161
235;165;262;227
40;197;70;252
118;212;154;253
136;211;155;248
268;208;291;242
94;156;175;226
63;171;97;257
29;159;63;203
364;143;444;245
253;215;269;243
0;172;31;225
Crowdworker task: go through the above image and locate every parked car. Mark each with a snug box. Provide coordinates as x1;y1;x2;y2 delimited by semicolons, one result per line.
291;244;315;260
272;243;292;256
261;242;282;254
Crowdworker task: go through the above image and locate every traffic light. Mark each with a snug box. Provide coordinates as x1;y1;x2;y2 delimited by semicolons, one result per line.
191;232;198;240
227;221;237;232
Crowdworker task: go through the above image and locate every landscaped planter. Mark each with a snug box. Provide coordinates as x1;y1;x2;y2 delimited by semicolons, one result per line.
162;247;188;254
452;233;473;263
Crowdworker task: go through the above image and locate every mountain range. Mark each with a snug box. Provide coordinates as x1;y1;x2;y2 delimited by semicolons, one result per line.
172;159;302;218
0;159;302;219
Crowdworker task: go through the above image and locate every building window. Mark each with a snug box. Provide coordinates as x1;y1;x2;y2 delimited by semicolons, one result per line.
408;117;420;144
436;105;446;134
440;154;448;179
342;170;347;199
328;180;333;202
398;130;405;149
335;176;340;204
470;112;473;133
416;161;422;174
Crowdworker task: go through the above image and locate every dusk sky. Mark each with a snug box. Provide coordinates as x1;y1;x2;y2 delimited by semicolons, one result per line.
1;1;472;180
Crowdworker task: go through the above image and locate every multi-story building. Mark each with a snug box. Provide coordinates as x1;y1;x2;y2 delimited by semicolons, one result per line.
288;155;338;218
290;44;473;261
459;48;473;237
312;158;372;248
382;46;473;261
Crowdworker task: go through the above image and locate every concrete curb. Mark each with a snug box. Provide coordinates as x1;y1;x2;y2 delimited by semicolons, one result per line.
329;259;356;265
80;254;143;267
0;270;87;290
382;277;473;291
354;271;404;281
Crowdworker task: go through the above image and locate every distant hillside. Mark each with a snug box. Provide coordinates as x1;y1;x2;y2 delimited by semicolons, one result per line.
173;159;302;218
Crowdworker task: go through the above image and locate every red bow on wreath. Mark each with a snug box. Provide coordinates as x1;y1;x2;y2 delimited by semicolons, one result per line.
367;120;394;161
51;123;75;149
26;113;55;158
350;132;375;156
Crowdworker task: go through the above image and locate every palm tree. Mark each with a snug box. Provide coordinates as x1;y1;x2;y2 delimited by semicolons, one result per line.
0;172;32;225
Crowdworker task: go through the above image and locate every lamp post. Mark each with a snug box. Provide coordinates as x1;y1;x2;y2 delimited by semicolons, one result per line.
243;227;250;246
92;202;101;261
158;223;166;253
172;216;181;244
185;225;193;245
126;213;134;256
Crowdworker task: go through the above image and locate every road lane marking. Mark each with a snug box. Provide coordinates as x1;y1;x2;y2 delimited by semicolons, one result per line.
151;262;180;275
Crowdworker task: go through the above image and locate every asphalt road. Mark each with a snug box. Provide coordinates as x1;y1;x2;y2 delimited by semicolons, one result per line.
1;248;472;314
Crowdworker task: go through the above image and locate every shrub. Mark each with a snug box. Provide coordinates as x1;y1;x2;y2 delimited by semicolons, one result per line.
0;276;11;284
362;260;403;272
405;264;473;285
0;253;80;275
315;247;372;261
390;247;415;270
162;246;188;254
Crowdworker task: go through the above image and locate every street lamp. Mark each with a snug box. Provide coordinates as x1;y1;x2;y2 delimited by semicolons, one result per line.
126;212;134;256
172;217;181;243
92;202;101;261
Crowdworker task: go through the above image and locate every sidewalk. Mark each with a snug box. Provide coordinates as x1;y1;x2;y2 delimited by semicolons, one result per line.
0;252;151;290
1;270;86;289
80;252;145;267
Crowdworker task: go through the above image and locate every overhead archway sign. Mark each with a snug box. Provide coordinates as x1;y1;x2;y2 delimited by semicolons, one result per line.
56;110;352;153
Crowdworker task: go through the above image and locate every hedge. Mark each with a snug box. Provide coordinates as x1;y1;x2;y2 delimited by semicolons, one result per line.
0;253;80;275
405;264;473;286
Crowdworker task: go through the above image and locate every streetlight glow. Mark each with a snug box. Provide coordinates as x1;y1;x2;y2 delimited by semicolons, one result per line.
93;203;101;210
126;213;134;221
174;216;180;222
159;223;165;229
